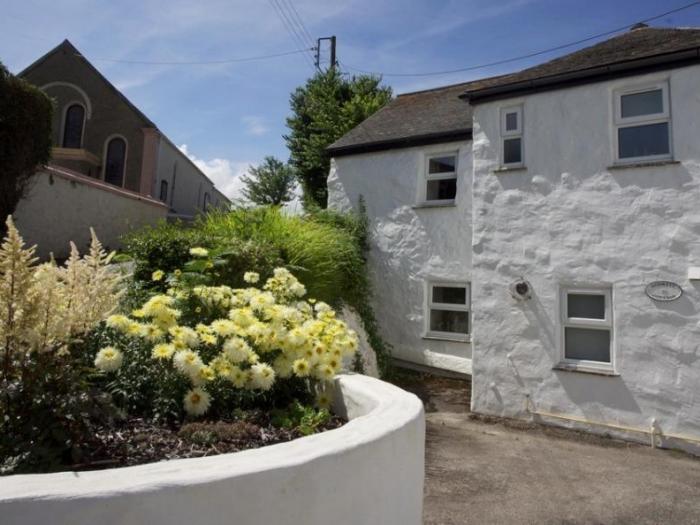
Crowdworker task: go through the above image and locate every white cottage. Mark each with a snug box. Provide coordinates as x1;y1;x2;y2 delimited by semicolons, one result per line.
329;25;700;452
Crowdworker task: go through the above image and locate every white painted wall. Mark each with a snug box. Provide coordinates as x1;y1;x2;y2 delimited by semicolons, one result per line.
0;374;425;525
155;138;224;219
14;167;168;259
470;65;700;452
329;141;472;374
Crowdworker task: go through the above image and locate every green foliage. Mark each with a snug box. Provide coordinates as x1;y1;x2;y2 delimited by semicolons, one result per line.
271;400;331;436
285;69;392;208
240;156;297;206
0;62;53;236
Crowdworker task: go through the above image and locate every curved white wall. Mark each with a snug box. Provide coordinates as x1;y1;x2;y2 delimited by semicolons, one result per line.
0;374;425;525
470;65;700;453
329;141;473;374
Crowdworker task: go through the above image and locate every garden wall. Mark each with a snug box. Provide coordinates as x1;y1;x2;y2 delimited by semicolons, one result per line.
0;374;425;525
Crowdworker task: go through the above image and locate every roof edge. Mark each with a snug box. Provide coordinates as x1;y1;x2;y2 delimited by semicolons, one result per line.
327;129;472;157
462;47;700;103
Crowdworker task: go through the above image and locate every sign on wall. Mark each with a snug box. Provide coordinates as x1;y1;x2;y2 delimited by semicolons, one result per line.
645;281;683;302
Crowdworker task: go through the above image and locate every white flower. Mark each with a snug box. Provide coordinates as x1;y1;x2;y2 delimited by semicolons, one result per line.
189;247;209;257
243;271;260;284
250;362;275;391
183;387;211;416
94;346;123;372
173;350;203;375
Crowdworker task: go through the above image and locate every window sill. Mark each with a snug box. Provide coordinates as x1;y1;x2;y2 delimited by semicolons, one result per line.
412;201;456;209
422;334;471;344
492;165;527;173
553;362;619;376
608;160;680;170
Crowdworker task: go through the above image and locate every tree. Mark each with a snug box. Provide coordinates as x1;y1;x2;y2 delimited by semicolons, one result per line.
0;62;53;236
240;156;296;206
285;69;392;208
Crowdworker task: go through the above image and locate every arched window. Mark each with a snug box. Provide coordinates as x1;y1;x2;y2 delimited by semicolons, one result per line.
160;180;168;202
104;137;127;187
62;104;85;148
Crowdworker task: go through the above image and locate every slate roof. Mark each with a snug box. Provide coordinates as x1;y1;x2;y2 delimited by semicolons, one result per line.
329;26;700;156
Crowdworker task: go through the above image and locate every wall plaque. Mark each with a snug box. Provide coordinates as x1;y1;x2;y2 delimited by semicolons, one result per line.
645;281;683;302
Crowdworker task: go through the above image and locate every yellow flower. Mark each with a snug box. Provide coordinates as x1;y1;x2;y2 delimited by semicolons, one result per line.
174;269;182;277
189;247;209;257
174;350;203;375
200;333;217;346
106;314;131;332
183;387;211;416
315;363;336;382
243;271;259;284
250;363;275;391
152;343;176;360
229;366;248;388
292;358;311;377
152;269;165;281
211;319;237;337
132;309;146;318
94;346;123;372
316;391;332;410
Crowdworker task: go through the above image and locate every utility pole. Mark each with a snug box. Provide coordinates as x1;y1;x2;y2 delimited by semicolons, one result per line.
314;36;337;71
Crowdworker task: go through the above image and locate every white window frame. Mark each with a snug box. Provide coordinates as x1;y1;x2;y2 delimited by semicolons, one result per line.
422;152;458;205
424;281;470;342
500;105;524;168
613;82;672;164
559;286;615;373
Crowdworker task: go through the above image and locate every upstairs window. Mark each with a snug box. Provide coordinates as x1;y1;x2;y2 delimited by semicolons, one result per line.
424;153;457;203
160;180;168;202
62;104;85;148
561;287;613;368
614;83;671;162
500;105;523;167
425;282;470;341
104;137;127;187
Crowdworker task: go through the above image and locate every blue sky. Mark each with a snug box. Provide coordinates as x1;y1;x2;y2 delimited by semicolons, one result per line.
3;0;700;197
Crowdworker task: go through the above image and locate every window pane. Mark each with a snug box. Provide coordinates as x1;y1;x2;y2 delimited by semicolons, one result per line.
565;327;610;362
503;138;522;164
621;89;663;118
432;286;466;305
567;294;605;319
428;156;456;174
62;104;84;148
618;123;669;159
104;138;126;187
430;309;469;334
426;177;457;201
160;180;168;202
505;112;518;131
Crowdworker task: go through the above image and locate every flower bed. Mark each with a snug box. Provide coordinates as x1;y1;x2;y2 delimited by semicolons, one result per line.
0;374;425;525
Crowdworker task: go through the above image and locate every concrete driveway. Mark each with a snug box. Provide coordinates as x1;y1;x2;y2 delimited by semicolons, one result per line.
393;371;700;525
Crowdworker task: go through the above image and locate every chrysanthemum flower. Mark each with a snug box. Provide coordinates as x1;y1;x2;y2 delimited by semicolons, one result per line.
152;269;165;281
183;387;211;416
95;346;123;372
151;343;176;360
316;363;336;382
174;350;203;375
223;337;251;363
189;247;209;257
106;314;131;332
316;391;332;409
292;358;311;377
243;271;259;284
250;363;275;390
211;319;237;337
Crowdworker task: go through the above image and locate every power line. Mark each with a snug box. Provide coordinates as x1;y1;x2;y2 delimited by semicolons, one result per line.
341;1;700;78
268;0;316;71
279;0;315;47
77;47;314;66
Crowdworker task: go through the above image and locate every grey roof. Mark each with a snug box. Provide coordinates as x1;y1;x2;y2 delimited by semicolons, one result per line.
326;82;474;155
329;26;700;156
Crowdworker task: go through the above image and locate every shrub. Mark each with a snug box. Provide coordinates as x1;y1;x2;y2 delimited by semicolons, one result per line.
97;254;358;420
0;216;123;473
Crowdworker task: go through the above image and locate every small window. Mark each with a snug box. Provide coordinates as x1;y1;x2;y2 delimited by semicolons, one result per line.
614;83;671;162
104;137;127;187
423;153;457;203
62;104;85;149
160;180;168;202
561;287;613;367
501;106;523;167
203;192;210;210
425;282;470;341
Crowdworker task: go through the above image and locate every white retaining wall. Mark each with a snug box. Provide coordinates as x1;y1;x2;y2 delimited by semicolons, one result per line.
0;374;425;525
470;65;700;453
329;141;473;374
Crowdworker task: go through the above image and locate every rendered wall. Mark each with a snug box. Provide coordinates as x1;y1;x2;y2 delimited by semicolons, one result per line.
14;168;168;259
470;66;700;452
329;141;473;373
0;374;425;525
155;138;224;219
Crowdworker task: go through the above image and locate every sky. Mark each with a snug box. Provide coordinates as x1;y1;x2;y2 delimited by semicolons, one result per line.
3;0;700;198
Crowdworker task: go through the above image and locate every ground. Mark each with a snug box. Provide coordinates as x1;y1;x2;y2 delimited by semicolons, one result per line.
393;370;700;525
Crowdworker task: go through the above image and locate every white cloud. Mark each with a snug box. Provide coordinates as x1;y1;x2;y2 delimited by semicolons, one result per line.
178;144;252;200
241;116;269;136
